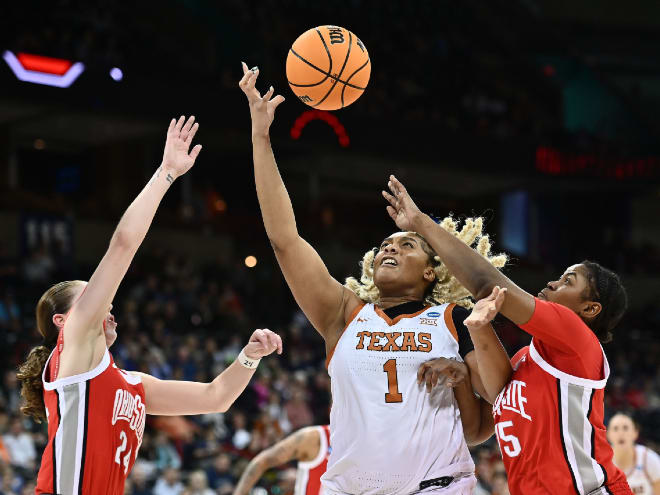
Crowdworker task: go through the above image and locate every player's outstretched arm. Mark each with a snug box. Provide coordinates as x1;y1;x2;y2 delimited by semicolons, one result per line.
233;427;320;495
134;329;281;415
383;175;535;326
239;62;360;341
463;287;512;403
63;117;201;351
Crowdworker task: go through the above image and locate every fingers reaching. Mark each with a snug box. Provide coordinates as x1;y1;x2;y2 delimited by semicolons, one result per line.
189;144;202;161
386;205;398;223
271;94;285;109
181;115;195;138
185;122;199;147
388;175;407;196
382;190;397;209
262;86;274;102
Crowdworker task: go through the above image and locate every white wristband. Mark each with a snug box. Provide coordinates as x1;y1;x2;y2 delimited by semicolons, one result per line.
237;349;261;369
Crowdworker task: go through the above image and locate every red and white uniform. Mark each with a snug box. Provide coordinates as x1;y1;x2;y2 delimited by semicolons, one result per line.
36;337;146;495
493;298;632;495
294;425;331;495
620;445;660;495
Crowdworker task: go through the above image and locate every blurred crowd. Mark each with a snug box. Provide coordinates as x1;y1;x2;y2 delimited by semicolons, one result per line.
0;240;658;495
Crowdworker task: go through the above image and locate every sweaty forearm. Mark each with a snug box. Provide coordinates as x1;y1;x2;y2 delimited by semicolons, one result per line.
467;325;512;403
252;135;300;249
414;214;514;300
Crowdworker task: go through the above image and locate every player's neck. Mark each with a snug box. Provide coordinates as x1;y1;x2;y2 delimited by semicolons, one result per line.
378;295;424;310
613;446;635;471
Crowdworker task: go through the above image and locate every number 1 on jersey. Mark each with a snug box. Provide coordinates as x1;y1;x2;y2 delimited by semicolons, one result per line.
383;359;403;403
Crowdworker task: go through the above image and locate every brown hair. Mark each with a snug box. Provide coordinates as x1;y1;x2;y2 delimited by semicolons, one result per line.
17;281;84;422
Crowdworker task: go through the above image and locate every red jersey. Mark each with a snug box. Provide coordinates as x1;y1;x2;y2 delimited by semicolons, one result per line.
493;298;632;495
294;425;330;495
36;345;146;495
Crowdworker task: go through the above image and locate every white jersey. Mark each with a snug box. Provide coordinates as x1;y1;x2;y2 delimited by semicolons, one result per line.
622;444;660;494
322;303;475;495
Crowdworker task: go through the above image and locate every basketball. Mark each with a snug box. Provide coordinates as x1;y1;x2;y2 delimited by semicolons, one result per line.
286;25;370;111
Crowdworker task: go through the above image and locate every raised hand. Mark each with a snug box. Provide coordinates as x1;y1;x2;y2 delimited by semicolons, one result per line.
243;328;283;360
239;61;285;138
382;175;425;232
417;357;469;393
161;116;202;180
464;286;507;329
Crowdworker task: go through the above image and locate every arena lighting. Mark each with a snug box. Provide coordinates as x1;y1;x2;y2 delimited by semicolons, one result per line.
536;146;660;179
290;110;350;147
110;67;123;81
3;50;85;88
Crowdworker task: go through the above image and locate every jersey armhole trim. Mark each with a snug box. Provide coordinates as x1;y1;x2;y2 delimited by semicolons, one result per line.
326;303;365;369
529;339;609;389
443;303;459;342
43;349;111;390
297;426;328;470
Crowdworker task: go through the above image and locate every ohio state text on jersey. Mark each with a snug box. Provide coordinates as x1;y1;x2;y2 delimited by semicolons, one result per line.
36;349;146;495
493;340;630;494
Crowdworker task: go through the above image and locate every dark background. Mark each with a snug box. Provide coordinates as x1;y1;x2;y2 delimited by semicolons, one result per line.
0;1;659;494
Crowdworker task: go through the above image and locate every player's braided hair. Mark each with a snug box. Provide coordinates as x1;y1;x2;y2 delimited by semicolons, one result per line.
345;216;507;309
17;280;85;422
580;260;627;344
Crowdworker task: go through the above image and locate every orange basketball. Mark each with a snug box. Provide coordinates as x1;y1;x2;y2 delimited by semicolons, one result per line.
286;25;370;111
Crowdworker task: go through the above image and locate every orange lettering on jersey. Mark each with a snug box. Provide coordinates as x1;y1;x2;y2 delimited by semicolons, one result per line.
493;380;532;421
367;332;385;351
382;332;401;351
400;332;418;351
417;333;432;352
355;331;371;349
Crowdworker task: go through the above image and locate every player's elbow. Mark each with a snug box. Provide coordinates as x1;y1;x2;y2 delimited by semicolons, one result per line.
466;428;494;447
267;231;299;253
473;276;497;301
110;228;139;253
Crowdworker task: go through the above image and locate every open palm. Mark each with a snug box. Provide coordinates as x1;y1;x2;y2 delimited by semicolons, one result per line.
464;286;507;328
161;116;202;179
382;175;424;232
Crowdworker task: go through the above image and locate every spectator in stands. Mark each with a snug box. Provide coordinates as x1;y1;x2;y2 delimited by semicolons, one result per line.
2;418;36;477
185;470;214;495
206;452;236;490
154;467;184;495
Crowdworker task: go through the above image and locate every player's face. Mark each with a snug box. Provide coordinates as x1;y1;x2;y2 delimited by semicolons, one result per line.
537;264;601;316
607;414;638;450
373;232;434;296
103;303;117;348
